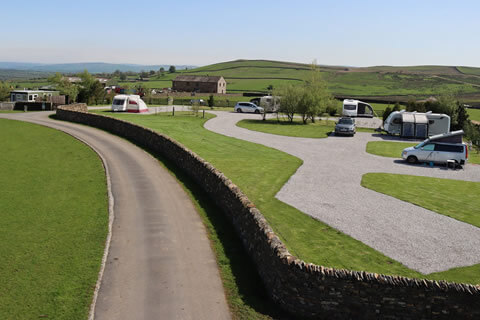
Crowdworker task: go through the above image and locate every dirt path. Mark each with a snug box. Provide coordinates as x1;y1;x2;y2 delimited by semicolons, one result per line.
1;112;230;320
204;111;480;274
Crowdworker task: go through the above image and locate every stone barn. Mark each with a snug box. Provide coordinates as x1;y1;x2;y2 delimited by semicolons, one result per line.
172;75;226;94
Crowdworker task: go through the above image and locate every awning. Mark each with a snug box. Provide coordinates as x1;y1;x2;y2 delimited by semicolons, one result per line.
414;114;428;124
402;113;415;123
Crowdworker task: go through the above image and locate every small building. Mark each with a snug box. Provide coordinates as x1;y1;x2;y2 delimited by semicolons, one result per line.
172;75;226;94
10;90;60;102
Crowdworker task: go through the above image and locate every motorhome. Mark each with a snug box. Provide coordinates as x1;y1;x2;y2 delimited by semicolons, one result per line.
111;94;149;113
342;99;374;117
384;111;450;138
250;96;280;112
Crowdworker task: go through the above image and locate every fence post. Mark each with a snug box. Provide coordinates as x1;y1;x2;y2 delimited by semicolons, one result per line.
203;109;205;118
173;106;175;116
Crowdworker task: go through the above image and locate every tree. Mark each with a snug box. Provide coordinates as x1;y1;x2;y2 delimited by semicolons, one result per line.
48;72;79;102
149;70;155;76
169;65;176;73
119;72;127;81
276;84;301;123
208;95;215;109
159;67;165;73
77;70;105;105
0;81;11;101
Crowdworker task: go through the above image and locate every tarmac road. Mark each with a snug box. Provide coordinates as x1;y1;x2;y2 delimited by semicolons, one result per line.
1;112;230;320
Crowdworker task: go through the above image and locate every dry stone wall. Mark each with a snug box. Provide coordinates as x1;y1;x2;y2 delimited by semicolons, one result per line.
56;105;480;319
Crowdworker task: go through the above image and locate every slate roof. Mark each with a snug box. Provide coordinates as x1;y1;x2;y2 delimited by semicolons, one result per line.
173;75;223;83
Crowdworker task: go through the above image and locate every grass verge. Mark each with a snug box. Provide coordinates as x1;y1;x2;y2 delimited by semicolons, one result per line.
236;117;374;138
0;118;108;319
91;111;480;286
361;173;480;284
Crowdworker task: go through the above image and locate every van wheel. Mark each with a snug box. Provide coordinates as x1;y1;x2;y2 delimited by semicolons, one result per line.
236;109;242;113
255;109;260;114
407;156;418;164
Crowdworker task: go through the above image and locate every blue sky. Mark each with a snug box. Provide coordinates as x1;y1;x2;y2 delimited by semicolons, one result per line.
1;0;479;67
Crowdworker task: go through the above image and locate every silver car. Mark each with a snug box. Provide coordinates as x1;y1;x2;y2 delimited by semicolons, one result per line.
335;117;356;136
402;141;468;165
234;102;264;114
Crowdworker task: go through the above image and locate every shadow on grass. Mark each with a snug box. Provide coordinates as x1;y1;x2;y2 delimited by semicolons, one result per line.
50;113;296;319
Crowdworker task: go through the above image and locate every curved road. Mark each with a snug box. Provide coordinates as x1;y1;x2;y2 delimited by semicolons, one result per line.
205;111;480;274
1;112;230;320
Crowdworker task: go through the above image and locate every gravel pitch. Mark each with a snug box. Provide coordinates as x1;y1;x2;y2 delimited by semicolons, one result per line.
204;111;480;274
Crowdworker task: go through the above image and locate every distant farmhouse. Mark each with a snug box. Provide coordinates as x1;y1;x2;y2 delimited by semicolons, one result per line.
172;75;226;94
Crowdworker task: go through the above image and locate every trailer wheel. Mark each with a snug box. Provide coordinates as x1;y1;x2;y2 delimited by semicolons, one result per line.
407;156;418;164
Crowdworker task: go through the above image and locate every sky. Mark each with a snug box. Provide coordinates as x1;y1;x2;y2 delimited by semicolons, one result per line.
1;0;479;67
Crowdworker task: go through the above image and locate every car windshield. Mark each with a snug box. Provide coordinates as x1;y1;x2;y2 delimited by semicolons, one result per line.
344;104;356;110
414;142;425;149
339;118;353;124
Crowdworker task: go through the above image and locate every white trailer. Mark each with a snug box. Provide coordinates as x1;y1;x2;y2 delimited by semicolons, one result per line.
342;99;374;118
384;111;450;138
111;94;149;113
250;96;280;112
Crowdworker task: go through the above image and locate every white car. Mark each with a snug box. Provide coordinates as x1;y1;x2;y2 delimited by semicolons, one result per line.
234;102;264;114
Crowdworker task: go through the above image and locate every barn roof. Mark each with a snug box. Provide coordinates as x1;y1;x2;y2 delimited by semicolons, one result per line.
173;75;224;83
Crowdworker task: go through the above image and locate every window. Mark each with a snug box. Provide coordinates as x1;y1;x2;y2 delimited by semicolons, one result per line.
29;95;33;100
434;144;463;153
393;118;402;124
422;144;435;151
343;104;356;110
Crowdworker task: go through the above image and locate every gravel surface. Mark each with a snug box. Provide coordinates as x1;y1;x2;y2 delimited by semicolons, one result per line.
204;111;480;274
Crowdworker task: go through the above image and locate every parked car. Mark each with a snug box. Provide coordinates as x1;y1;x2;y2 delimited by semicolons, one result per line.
234;102;264;114
190;99;205;105
402;130;468;166
335;117;356;136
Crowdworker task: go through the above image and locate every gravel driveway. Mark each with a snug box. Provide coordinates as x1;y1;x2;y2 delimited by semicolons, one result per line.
204;111;480;274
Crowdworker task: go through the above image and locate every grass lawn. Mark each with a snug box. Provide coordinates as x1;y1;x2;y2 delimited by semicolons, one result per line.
92;110;480;288
236;117;375;138
361;173;480;284
366;141;480;164
0;119;108;319
468;108;480;122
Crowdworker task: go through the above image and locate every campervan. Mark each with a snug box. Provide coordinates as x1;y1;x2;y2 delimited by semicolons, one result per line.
250;96;280;112
384;111;450;138
342;99;374;118
111;94;149;113
402;130;468;165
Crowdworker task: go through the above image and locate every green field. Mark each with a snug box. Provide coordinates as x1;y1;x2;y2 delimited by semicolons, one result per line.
92;111;480;286
0;119;108;319
457;66;480;76
468;108;480;121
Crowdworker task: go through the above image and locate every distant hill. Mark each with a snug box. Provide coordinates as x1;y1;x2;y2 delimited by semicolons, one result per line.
0;62;196;74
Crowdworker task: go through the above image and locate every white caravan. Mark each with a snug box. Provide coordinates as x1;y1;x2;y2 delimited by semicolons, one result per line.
250;96;280;112
342;99;374;118
111;94;149;113
384;111;450;138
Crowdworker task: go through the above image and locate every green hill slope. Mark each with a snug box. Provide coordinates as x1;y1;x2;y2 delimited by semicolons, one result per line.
135;60;480;101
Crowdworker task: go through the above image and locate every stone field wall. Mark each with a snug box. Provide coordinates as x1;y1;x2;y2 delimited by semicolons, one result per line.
56;105;480;319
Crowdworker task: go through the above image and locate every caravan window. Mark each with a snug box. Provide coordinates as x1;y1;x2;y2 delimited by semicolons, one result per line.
393;117;402;124
344;104;356;110
113;99;125;105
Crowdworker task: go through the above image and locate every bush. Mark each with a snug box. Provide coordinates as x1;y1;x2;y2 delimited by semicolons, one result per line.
326;105;337;116
208;95;215;109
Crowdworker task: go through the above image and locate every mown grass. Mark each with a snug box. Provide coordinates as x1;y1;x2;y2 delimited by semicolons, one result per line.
366;141;480;164
93;111;480;286
0;119;108;319
361;173;480;284
468;108;480;121
236;118;375;139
